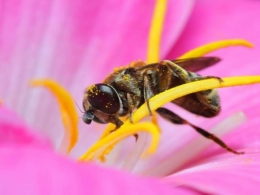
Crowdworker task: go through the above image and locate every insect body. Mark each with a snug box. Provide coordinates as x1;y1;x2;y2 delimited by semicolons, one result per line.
82;57;244;155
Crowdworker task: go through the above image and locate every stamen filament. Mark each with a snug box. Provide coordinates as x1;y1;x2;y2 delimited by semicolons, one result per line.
147;0;168;63
100;125;116;140
79;122;160;161
179;39;253;59
30;79;78;153
129;76;260;125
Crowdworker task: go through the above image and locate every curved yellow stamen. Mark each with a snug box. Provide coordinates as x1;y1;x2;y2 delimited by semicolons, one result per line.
128;76;260;125
30;79;78;153
151;112;160;132
94;0;167;161
147;0;168;63
99;124;116;140
99;116;127;140
146;0;168;132
179;39;253;59
79;122;160;161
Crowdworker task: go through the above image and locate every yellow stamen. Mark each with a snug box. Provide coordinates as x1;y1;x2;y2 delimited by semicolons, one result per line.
179;39;253;59
151;112;160;132
30;79;78;153
99;115;131;139
129;76;260;124
79;122;160;161
147;0;168;63
145;0;168;132
99;124;116;140
97;120;125;162
93;0;168;161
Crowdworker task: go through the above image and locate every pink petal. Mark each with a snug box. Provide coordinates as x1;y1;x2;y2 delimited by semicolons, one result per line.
163;153;260;195
0;0;194;147
0;106;50;147
167;0;260;59
0;107;194;194
0;146;177;194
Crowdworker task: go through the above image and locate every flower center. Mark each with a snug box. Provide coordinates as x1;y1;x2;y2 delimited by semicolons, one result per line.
30;0;259;173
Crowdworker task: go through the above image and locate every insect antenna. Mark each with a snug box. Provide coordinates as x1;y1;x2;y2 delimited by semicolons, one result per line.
74;101;84;113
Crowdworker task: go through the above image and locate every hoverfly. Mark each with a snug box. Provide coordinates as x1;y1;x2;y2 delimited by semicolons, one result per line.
82;57;243;155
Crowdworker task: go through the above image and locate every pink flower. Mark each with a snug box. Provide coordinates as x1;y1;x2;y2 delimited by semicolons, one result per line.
0;107;181;194
1;0;260;194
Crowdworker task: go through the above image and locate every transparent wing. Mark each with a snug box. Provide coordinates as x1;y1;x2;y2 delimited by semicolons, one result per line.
172;57;221;72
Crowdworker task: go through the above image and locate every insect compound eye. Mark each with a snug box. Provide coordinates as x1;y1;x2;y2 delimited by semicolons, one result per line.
86;83;120;114
82;109;94;124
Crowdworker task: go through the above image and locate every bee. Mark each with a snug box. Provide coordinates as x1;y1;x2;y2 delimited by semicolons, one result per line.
82;57;244;155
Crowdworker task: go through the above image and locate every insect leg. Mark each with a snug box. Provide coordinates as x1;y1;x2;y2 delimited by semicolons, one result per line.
109;116;123;129
156;107;244;155
143;70;158;116
161;60;223;83
190;75;223;83
143;76;152;116
160;60;191;82
126;93;135;123
108;117;122;134
108;116;138;140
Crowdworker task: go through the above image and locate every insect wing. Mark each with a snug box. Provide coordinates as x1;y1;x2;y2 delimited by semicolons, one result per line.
172;57;221;72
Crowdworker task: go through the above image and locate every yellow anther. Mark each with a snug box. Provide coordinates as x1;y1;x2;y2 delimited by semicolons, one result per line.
30;79;78;153
129;76;260;125
147;0;168;63
79;122;160;161
179;39;253;59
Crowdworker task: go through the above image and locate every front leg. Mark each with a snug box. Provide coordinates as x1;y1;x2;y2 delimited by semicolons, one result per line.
143;69;159;116
126;93;136;123
107;115;124;130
